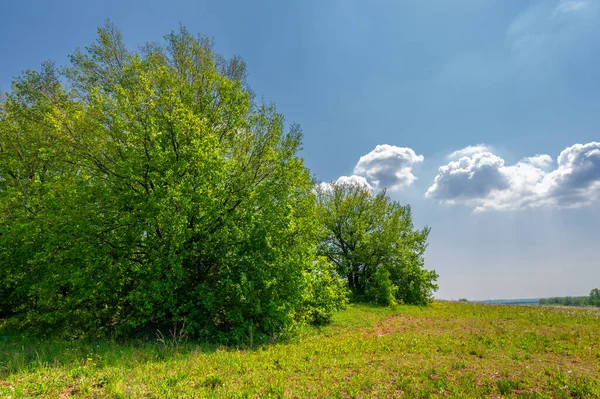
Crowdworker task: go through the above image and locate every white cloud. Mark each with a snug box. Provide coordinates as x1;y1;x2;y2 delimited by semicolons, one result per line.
315;182;333;193
555;0;590;14
353;145;424;190
522;154;554;170
426;151;509;204
316;175;374;193
335;175;374;190
506;0;599;75
448;144;492;159
426;142;600;211
541;142;600;206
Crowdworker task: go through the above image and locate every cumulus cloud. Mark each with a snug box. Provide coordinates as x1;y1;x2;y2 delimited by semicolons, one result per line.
353;145;424;190
335;175;374;189
543;142;600;206
448;144;492;159
316;175;374;193
426;142;600;211
426;152;509;202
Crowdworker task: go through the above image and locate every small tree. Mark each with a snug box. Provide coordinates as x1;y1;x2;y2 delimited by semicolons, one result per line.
315;181;438;305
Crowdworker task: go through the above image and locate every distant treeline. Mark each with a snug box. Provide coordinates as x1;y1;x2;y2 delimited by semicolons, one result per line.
539;288;600;307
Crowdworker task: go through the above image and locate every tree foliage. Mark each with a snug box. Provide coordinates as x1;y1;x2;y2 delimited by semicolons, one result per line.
314;181;438;306
0;22;438;341
0;22;347;341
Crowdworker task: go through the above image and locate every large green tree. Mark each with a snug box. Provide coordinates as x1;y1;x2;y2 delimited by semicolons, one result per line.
0;22;346;341
315;181;438;305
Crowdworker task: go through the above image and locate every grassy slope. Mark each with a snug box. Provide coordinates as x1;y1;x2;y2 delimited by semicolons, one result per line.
1;302;599;398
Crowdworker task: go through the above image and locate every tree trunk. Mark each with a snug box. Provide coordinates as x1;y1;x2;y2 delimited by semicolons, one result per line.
353;273;360;293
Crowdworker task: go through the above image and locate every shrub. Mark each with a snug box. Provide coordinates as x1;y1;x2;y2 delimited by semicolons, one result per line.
366;267;398;306
300;258;349;325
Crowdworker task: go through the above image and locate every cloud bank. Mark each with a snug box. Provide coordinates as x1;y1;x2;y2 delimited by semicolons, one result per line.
426;142;600;211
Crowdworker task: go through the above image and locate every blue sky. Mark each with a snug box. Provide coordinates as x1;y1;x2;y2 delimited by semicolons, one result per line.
2;0;599;300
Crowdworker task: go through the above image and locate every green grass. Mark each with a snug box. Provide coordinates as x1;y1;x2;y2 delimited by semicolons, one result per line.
1;302;600;398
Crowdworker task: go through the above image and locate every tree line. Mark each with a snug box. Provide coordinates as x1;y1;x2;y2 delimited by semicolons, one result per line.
0;23;437;342
539;289;600;307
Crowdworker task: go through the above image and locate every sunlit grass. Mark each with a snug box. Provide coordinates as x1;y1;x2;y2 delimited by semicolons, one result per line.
1;302;599;398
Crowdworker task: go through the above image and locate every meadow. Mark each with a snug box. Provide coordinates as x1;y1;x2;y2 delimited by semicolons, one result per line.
1;301;599;398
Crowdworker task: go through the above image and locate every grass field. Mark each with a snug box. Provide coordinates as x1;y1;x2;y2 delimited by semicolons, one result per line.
1;302;599;398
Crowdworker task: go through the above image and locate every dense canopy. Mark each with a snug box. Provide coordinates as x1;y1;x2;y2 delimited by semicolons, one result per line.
315;182;438;306
0;22;436;341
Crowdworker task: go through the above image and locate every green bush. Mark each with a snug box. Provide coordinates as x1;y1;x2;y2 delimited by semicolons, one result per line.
300;257;350;325
366;267;397;306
